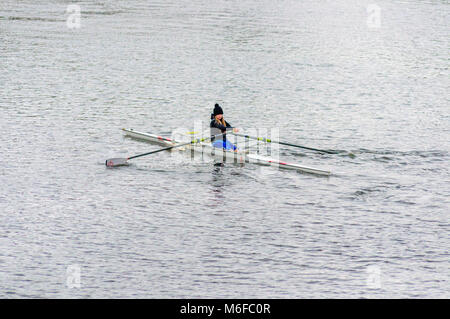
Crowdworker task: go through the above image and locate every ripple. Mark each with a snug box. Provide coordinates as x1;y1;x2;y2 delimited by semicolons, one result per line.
0;0;448;299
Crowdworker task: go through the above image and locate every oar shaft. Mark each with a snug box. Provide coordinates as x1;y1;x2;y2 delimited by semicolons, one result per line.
231;132;335;154
127;132;224;160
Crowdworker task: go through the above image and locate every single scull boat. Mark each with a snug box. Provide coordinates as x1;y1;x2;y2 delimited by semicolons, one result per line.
121;128;331;176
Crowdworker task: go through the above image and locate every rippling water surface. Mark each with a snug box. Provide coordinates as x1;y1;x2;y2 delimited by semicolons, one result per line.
0;0;449;298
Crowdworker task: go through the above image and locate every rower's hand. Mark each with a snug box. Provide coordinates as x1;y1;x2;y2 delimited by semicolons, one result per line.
233;128;239;133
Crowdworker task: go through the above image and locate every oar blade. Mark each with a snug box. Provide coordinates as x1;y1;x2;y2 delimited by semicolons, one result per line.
105;131;225;168
105;158;129;167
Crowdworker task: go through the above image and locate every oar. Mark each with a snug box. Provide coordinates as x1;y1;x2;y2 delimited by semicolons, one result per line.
106;133;224;167
231;132;337;154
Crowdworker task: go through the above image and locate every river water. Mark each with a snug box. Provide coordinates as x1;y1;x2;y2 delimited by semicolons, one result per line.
0;0;448;298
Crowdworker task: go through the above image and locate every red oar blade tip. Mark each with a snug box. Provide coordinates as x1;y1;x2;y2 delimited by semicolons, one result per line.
105;158;129;167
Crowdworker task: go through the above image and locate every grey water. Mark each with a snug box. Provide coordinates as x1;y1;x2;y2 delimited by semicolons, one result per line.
0;0;449;298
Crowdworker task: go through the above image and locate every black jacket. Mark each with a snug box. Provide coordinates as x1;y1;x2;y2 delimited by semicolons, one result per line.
210;119;233;142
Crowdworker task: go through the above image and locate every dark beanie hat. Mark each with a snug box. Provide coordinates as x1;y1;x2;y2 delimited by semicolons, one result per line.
213;103;223;116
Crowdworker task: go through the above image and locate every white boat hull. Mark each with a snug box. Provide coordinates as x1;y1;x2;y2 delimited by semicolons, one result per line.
122;128;331;176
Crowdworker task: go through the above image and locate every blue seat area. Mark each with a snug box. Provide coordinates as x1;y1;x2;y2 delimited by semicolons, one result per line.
212;139;237;151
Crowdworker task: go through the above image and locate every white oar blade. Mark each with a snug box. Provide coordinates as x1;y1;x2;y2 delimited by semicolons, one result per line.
105;158;128;167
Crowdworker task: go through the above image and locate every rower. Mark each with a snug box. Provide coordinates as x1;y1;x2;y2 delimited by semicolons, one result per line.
210;103;239;151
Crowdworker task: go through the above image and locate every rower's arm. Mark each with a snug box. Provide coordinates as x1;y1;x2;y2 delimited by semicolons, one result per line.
225;121;239;133
211;121;233;131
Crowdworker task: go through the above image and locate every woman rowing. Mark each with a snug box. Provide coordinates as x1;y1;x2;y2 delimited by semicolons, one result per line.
210;103;239;151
